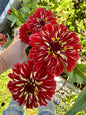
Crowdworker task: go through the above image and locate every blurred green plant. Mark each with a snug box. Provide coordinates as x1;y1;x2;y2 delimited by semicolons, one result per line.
5;33;13;48
65;86;86;115
0;70;12;115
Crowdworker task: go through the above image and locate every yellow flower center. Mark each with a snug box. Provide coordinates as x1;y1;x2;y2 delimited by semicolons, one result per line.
45;18;47;21
0;37;2;39
46;37;68;59
34;87;38;95
46;50;51;55
51;37;55;42
64;46;67;51
0;37;3;43
52;53;57;59
56;37;60;41
0;41;2;43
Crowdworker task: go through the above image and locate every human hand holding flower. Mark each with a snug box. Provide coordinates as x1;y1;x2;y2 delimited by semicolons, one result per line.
0;29;28;74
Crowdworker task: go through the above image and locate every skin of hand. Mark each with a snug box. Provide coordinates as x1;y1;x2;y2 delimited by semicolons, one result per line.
0;29;28;74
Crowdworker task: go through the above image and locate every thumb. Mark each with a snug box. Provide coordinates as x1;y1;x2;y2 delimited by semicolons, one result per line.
14;28;20;38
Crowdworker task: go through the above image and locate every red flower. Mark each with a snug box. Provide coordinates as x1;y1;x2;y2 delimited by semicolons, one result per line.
29;23;81;76
27;8;57;33
0;33;7;47
19;23;31;44
7;9;12;15
8;60;56;109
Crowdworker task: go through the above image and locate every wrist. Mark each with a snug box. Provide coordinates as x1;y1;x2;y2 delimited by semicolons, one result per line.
0;47;13;74
0;53;8;74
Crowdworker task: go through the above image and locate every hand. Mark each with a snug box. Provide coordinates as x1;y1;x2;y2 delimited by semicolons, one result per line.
0;28;29;73
8;28;29;64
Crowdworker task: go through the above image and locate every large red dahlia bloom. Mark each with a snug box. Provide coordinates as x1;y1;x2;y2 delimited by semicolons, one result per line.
0;33;7;47
19;23;31;44
8;60;56;109
29;23;81;76
27;8;57;33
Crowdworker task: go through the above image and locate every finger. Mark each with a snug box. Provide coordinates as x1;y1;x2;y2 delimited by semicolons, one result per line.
13;34;19;42
14;28;20;38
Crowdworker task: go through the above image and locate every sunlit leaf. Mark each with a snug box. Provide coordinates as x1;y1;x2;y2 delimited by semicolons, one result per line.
65;86;86;115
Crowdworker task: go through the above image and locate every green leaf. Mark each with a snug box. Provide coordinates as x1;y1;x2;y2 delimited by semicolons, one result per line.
5;34;13;48
65;86;86;115
21;6;30;13
76;64;86;73
7;15;17;22
10;5;19;16
68;69;85;83
11;19;17;27
68;70;77;83
68;64;86;83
